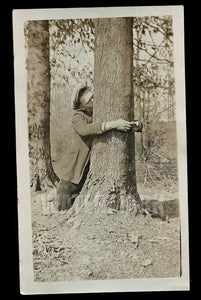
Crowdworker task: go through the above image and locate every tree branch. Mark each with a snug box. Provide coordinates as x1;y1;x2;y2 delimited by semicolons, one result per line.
133;41;173;65
145;19;173;44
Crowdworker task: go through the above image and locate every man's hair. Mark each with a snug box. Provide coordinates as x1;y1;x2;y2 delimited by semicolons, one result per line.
78;86;88;99
71;84;88;110
77;87;88;107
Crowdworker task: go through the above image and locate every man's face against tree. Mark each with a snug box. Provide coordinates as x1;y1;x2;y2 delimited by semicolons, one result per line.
79;88;94;111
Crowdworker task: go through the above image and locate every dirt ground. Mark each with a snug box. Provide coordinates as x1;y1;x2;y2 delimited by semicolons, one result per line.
31;181;181;282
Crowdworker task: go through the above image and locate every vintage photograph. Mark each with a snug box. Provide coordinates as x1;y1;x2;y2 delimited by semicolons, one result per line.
13;6;189;294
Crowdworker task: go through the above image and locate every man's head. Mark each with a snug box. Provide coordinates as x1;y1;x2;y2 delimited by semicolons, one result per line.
78;87;94;111
71;84;94;111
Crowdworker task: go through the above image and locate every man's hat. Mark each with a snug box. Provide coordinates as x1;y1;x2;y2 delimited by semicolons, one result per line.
71;84;87;110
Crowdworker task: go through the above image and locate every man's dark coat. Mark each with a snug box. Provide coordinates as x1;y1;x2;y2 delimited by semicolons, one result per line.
57;109;102;184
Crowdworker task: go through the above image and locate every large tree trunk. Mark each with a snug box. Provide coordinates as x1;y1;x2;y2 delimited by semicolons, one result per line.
73;18;141;214
26;20;59;191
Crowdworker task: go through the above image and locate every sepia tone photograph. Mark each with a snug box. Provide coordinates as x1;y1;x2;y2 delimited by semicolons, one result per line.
13;6;189;294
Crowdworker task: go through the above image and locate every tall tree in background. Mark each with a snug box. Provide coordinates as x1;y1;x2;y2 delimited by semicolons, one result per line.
26;20;59;191
132;16;175;183
74;18;141;214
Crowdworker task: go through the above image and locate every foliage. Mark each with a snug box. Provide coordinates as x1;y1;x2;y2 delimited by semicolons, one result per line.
49;19;94;90
133;16;175;122
131;16;176;184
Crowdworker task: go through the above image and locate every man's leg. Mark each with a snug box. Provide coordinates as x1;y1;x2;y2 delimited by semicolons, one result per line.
56;163;90;210
56;179;80;211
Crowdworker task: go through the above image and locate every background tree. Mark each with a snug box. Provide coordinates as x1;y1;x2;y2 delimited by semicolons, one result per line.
132;16;176;185
73;18;141;214
25;20;59;191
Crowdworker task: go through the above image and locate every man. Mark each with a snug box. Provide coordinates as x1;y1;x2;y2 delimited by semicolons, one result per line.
55;84;142;210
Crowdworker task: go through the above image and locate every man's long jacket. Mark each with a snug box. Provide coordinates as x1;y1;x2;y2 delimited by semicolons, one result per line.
57;109;102;184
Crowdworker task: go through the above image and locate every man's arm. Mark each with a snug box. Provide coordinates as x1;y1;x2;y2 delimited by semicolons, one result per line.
72;112;103;136
72;112;142;136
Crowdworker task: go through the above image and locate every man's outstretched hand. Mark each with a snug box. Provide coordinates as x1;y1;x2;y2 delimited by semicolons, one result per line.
105;119;143;132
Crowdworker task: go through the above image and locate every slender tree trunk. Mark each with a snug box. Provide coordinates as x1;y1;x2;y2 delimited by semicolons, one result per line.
73;18;141;214
134;29;144;161
26;20;59;191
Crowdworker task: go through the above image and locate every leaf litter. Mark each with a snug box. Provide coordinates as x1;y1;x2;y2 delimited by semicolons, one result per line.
31;192;181;282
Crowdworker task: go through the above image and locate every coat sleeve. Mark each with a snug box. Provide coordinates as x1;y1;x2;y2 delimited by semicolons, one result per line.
72;112;103;136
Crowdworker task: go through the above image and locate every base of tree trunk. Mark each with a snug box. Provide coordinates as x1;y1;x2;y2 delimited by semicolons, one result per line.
30;171;59;192
71;172;142;216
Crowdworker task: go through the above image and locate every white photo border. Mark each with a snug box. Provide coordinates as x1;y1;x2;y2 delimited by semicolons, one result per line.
13;5;189;294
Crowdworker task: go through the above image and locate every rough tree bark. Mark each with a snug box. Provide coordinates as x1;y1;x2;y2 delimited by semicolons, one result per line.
26;20;59;191
73;18;141;214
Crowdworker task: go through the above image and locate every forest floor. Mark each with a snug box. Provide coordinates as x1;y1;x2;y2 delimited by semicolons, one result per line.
31;179;181;282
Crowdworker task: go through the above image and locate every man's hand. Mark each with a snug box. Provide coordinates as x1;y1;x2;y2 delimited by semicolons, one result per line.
105;119;135;132
113;119;135;131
